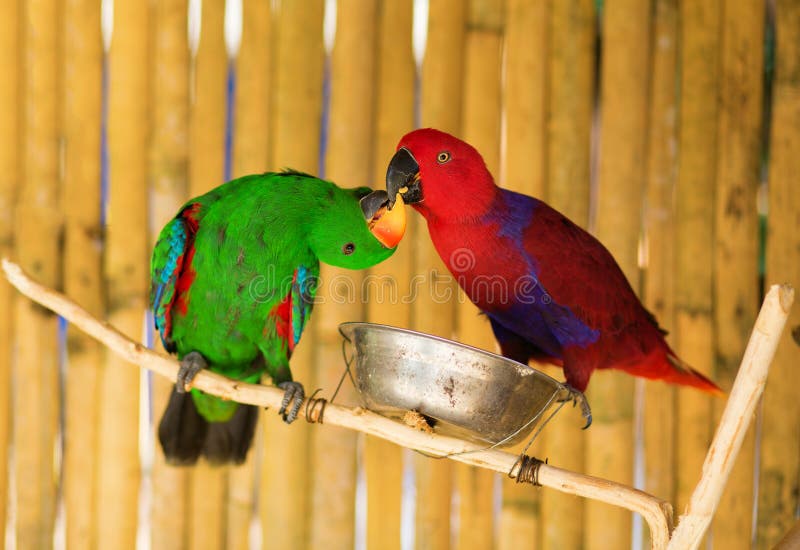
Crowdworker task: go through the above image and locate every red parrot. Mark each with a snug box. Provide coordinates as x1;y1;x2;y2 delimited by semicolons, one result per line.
385;128;721;410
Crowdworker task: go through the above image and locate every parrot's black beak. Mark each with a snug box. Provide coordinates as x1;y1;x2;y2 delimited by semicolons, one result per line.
386;147;422;209
360;189;390;221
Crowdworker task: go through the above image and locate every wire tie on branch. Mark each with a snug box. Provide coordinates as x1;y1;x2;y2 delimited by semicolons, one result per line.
512;455;547;486
329;337;358;405
304;388;328;424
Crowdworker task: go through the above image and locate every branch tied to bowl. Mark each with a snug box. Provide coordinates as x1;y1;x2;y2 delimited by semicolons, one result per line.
1;258;794;550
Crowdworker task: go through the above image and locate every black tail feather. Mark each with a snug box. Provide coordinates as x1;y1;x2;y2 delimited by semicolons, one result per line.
158;388;259;466
158;388;209;466
203;403;259;465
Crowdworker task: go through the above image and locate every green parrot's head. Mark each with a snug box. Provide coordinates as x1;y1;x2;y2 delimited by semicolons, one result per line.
308;184;406;270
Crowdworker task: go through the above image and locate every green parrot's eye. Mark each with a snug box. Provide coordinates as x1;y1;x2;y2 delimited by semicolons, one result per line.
342;242;356;255
437;151;451;164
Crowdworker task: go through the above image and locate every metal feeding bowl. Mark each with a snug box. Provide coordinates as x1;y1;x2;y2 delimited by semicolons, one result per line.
339;322;582;447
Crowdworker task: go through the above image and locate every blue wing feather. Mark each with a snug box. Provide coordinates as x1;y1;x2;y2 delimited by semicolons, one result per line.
150;218;191;351
290;265;314;347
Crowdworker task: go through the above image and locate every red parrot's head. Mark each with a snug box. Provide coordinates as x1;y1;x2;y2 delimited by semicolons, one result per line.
385;128;497;221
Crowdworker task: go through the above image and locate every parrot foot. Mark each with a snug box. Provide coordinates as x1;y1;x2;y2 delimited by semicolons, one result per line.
277;381;305;424
176;351;207;393
560;385;592;430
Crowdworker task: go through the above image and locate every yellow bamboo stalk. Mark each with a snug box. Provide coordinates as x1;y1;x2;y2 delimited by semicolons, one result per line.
188;0;227;197
539;1;594;548
186;2;229;548
0;0;19;545
544;0;594;222
416;1;468;547
673;0;720;529
502;0;547;199
232;0;272;178
259;2;324;548
454;2;503;548
641;2;678;545
14;0;62;545
499;0;548;546
758;2;800;546
187;464;226;550
149;0;191;547
62;0;103;545
96;0;151;547
711;0;764;547
225;453;257;550
226;2;272;548
312;1;379;548
364;2;415;549
588;2;651;548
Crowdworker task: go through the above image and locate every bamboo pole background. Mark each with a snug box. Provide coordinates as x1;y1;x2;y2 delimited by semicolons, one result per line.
364;2;415;549
313;1;379;548
498;2;548;547
61;0;103;546
227;2;273;548
1;2;797;548
589;1;651;548
539;1;594;548
149;0;191;547
758;1;800;546
259;2;324;548
642;2;678;544
14;0;62;546
0;0;18;542
97;0;150;547
711;0;764;546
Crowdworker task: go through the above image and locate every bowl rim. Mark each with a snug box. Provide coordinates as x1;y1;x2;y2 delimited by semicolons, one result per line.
338;321;566;389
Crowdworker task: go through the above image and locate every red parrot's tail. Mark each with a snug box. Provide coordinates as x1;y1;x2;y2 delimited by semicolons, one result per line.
663;353;724;395
618;348;724;395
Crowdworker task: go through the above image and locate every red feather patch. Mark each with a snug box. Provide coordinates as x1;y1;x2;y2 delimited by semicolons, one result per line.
269;270;298;354
171;203;202;317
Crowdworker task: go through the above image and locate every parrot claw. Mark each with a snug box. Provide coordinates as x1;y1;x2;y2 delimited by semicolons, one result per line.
176;351;207;393
277;381;305;424
560;385;592;430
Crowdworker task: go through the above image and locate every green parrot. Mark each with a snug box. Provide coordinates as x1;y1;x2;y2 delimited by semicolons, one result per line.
150;170;406;465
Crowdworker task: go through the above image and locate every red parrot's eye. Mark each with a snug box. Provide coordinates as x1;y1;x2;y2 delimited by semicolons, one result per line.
437;151;451;164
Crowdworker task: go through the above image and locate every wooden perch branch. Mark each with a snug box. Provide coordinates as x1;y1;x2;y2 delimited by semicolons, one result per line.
2;258;673;548
667;283;795;549
3;258;793;549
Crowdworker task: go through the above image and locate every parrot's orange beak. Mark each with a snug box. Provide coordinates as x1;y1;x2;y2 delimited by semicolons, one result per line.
360;189;406;248
368;194;406;248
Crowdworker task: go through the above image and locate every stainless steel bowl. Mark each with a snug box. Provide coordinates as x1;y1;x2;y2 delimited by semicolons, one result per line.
339;322;576;447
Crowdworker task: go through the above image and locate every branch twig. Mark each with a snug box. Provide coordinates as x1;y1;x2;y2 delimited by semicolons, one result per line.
3;258;693;549
667;284;795;549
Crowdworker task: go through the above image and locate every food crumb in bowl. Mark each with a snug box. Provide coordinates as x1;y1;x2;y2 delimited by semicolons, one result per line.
403;410;434;434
